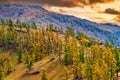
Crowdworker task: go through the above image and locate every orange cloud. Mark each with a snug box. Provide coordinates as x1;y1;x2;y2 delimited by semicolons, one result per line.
0;0;116;7
89;0;115;4
39;0;116;7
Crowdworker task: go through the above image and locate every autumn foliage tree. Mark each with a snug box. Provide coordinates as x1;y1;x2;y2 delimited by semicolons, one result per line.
0;19;120;80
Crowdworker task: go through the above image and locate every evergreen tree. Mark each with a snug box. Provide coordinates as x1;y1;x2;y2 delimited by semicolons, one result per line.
41;68;48;80
66;27;75;37
0;24;5;45
58;39;63;61
25;24;30;33
0;68;4;80
0;57;5;80
31;21;37;29
1;19;6;27
113;48;120;79
33;45;39;62
17;46;22;63
5;54;13;74
103;47;117;80
26;53;35;71
76;32;85;40
5;29;12;49
64;28;71;64
8;19;14;31
72;57;79;79
16;19;20;26
48;24;54;31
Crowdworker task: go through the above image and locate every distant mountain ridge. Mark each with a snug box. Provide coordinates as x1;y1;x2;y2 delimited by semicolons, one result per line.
0;4;120;47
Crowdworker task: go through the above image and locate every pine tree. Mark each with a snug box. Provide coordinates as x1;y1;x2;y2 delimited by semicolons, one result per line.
79;45;84;62
17;46;22;63
1;19;6;27
27;60;33;71
26;53;35;71
33;44;39;62
64;28;71;64
92;60;104;80
16;19;20;26
8;19;14;31
0;24;5;45
16;19;22;31
103;47;117;80
0;68;4;80
72;57;79;79
25;24;30;33
0;57;5;80
66;27;75;37
76;32;85;40
58;39;63;61
5;54;13;74
31;21;37;29
48;24;54;31
113;48;120;79
41;68;48;80
5;29;13;49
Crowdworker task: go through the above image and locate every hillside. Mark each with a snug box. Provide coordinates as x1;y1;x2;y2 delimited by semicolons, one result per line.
0;22;120;80
0;25;71;80
0;4;120;47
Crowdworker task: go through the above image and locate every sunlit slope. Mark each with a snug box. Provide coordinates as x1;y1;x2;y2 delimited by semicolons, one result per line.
0;4;120;46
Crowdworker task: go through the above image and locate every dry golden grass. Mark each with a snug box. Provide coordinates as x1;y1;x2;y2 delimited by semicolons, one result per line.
4;53;73;80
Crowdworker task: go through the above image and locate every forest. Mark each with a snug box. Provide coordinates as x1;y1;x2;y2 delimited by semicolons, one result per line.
0;19;120;80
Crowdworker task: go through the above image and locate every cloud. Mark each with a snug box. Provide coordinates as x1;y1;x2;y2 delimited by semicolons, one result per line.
0;0;79;7
89;0;115;4
117;15;120;22
104;8;120;15
0;0;116;7
37;0;116;7
115;15;120;21
41;0;115;6
39;0;81;7
59;9;67;13
0;0;9;3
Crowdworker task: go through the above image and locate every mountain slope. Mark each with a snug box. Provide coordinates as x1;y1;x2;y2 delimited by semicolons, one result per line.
0;4;120;47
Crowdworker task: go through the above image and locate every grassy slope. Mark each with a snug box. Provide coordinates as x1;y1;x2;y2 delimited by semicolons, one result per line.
3;53;73;80
0;26;72;80
1;26;120;80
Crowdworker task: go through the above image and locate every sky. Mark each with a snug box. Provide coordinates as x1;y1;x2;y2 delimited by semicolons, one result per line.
0;0;120;24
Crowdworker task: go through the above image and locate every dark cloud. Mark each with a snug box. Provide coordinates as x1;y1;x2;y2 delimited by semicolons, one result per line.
105;8;120;15
89;0;115;4
39;0;80;7
0;0;81;7
0;0;9;3
0;0;115;7
0;0;40;4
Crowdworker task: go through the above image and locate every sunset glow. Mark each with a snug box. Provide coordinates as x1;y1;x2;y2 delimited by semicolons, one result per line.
44;0;120;24
0;0;120;24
